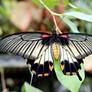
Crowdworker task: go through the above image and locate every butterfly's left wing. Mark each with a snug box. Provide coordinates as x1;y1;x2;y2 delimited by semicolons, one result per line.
27;45;54;77
59;33;92;80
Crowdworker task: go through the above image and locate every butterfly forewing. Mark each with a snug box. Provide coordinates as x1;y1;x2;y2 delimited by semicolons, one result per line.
60;33;92;59
0;32;50;59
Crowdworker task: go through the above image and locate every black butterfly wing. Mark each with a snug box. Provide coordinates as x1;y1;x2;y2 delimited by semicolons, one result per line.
59;33;92;80
65;33;92;59
27;45;54;77
0;32;50;59
0;32;54;77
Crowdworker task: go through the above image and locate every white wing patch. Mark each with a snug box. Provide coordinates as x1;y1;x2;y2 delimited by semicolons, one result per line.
60;45;82;80
30;46;54;77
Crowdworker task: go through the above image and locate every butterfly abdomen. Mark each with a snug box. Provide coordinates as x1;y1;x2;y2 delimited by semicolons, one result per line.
52;43;60;59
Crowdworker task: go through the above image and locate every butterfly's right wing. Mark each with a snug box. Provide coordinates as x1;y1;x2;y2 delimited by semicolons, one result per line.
0;32;54;77
0;32;50;59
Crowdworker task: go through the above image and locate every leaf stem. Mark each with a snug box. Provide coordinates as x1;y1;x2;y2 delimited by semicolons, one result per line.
39;0;62;16
39;0;53;15
52;15;62;33
38;0;62;33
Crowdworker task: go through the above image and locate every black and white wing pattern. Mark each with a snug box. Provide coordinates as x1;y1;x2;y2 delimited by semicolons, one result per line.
59;33;92;80
64;33;92;59
0;32;54;77
1;31;92;81
0;32;50;59
27;45;53;77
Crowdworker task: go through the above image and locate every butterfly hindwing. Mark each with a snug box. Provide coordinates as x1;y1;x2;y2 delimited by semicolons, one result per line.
27;46;54;77
60;46;82;80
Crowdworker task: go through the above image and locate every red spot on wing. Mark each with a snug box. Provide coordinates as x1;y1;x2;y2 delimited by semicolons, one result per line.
42;34;50;38
59;35;68;38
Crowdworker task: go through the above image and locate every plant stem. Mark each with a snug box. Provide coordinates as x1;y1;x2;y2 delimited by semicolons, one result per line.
39;0;62;16
38;0;62;33
52;15;62;33
0;70;8;92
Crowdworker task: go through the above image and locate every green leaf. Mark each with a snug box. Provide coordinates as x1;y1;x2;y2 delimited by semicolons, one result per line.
2;0;16;14
21;82;43;92
0;0;17;18
0;66;4;71
32;0;59;8
63;11;92;22
62;0;69;5
0;6;10;18
69;3;78;9
69;3;81;11
54;58;85;92
73;2;92;15
61;16;79;33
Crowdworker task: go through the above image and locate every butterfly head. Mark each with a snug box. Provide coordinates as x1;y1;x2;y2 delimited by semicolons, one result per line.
52;30;56;35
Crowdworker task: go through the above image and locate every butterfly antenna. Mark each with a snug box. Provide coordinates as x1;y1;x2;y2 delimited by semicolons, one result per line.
52;15;62;34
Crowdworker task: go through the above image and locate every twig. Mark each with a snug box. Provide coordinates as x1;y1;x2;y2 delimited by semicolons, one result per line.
0;70;8;92
52;15;62;34
38;0;62;34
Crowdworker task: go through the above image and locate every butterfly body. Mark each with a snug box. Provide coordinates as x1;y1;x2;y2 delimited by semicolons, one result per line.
0;30;92;81
52;43;60;60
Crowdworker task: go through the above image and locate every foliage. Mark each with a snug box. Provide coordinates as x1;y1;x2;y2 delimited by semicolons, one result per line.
21;82;43;92
62;0;69;5
0;66;4;71
54;58;85;92
32;0;59;8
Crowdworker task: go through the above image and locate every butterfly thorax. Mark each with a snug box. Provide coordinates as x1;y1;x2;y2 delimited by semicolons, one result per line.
52;30;57;34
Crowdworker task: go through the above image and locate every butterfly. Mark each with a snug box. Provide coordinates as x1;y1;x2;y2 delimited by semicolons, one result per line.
0;30;92;81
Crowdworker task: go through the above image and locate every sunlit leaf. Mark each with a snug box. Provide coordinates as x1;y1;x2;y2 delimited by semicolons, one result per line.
1;0;16;18
62;0;69;5
32;0;59;8
63;11;92;22
0;27;3;35
85;23;92;34
69;3;81;11
2;0;14;14
60;16;79;33
21;82;43;92
54;58;85;92
73;2;92;15
0;66;4;71
0;6;10;18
